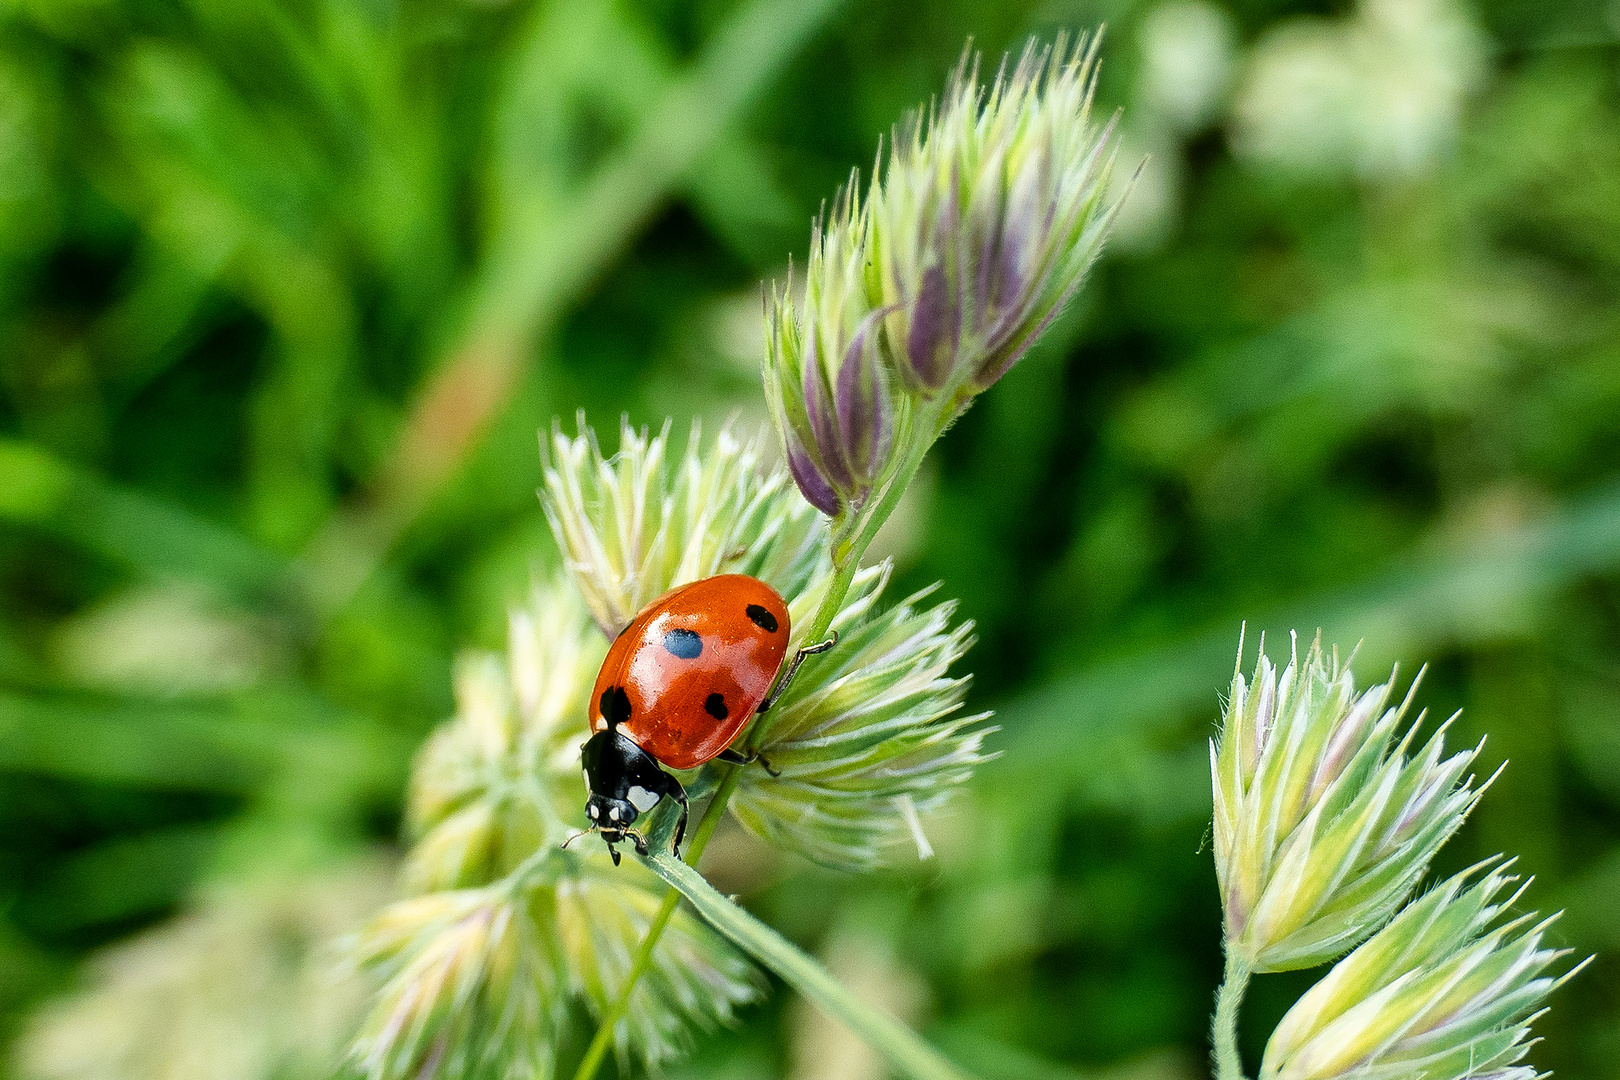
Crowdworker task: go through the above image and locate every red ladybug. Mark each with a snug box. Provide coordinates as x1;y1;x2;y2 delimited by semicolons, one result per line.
577;574;833;864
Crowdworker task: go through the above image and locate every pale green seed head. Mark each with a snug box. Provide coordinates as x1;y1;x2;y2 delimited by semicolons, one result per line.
765;33;1126;520
1260;862;1585;1080
732;564;995;871
1212;632;1485;971
351;887;565;1080
552;871;761;1062
357;414;995;1079
404;584;602;894
540;416;828;638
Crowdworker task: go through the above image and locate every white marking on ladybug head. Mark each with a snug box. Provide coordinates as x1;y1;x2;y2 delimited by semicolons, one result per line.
608;805;621;822
627;785;660;813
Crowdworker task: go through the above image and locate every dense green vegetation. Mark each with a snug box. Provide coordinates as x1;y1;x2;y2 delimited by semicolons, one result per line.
0;0;1616;1076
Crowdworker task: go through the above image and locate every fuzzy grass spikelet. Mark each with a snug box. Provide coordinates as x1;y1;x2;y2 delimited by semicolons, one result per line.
731;565;994;871
1260;862;1586;1080
354;870;761;1080
554;873;763;1059
764;34;1124;522
352;887;563;1080
872;32;1121;399
1209;631;1583;1080
1212;633;1486;971
405;591;602;893
764;190;904;519
541;417;827;639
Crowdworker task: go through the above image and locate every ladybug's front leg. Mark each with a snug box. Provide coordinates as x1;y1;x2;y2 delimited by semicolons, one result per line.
661;775;690;858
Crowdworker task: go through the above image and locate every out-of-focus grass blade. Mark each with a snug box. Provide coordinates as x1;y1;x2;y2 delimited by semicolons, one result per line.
491;0;801;267
467;0;845;337
0;915;58;1015
92;247;223;397
309;0;849;610
995;477;1620;779
0;438;456;722
0;688;413;798
0;439;290;600
0;693;265;792
16;824;222;935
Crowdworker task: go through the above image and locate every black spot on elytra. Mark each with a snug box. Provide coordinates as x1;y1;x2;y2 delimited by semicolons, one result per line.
600;686;632;727
745;604;779;633
705;693;729;720
663;627;702;659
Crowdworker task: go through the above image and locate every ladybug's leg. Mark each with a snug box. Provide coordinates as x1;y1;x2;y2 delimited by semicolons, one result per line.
717;747;782;778
663;777;690;858
757;630;839;714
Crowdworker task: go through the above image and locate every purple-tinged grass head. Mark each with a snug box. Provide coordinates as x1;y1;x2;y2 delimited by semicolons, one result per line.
872;33;1124;401
764;32;1127;520
764;191;901;519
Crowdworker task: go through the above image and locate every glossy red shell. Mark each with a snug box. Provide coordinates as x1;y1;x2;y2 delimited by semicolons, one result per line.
588;574;791;770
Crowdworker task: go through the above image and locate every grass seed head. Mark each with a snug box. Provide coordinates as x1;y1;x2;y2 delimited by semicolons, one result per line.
1260;862;1585;1080
1212;631;1485;971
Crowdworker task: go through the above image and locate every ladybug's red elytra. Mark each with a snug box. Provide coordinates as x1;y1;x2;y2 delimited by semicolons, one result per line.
575;574;834;865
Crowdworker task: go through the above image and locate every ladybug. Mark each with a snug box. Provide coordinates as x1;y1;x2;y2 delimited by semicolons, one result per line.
576;574;834;865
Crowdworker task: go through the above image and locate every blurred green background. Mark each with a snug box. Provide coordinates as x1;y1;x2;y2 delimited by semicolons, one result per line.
1;0;1618;1077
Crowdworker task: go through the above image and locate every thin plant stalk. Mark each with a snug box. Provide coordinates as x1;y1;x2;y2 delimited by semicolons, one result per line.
567;778;737;1080
572;400;945;1080
645;852;970;1080
1212;951;1251;1080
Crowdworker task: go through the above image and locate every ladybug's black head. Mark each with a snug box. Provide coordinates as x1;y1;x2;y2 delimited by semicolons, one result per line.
584;789;641;834
579;729;675;865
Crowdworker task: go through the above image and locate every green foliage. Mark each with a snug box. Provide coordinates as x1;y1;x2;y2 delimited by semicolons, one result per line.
2;0;1619;1077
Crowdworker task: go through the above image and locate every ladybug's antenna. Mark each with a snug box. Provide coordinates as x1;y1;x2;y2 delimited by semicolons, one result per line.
560;829;592;850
